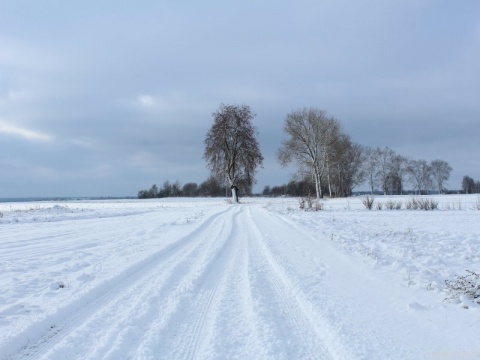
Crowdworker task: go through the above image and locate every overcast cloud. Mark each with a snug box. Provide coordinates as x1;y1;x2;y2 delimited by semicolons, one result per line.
1;0;479;197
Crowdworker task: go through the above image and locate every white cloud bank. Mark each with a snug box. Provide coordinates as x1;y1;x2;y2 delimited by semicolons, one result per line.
0;120;52;142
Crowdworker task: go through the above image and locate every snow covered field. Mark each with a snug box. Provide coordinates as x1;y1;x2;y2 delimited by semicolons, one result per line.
0;195;479;359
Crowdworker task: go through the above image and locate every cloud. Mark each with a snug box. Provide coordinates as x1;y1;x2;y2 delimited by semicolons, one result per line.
70;138;97;149
0;120;52;142
137;95;155;108
128;151;159;170
131;92;213;125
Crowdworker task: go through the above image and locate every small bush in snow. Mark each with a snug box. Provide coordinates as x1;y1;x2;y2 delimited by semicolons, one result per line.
444;270;480;304
376;202;383;210
313;200;324;211
428;199;439;210
299;196;323;211
385;200;402;210
406;198;418;210
420;198;438;210
406;197;438;211
298;197;308;210
362;196;375;210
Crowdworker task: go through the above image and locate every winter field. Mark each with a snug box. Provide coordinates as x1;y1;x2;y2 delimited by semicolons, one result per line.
0;195;479;359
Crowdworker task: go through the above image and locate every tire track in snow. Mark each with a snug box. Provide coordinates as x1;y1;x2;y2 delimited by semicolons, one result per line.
137;206;242;359
176;210;240;360
254;205;429;358
245;206;353;360
89;206;240;360
178;206;274;360
149;204;338;359
242;208;330;359
76;208;235;360
206;207;276;359
3;205;235;360
137;205;275;359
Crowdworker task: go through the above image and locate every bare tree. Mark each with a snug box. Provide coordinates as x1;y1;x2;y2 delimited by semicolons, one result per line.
161;180;172;197
182;182;199;197
332;135;365;197
430;159;452;194
198;176;224;197
462;175;475;194
171;180;182;197
407;159;433;195
323;118;342;197
138;184;159;199
278;108;340;199
387;154;408;195
204;104;263;203
376;147;396;195
363;147;381;195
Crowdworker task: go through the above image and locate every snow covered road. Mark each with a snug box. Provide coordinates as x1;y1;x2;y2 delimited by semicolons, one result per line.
1;198;479;359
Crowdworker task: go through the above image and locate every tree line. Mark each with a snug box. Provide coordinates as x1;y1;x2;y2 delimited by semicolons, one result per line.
263;151;456;197
138;177;232;199
462;175;480;194
277;107;454;198
138;104;475;200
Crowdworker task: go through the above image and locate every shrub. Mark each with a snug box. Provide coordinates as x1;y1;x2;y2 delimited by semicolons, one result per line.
406;197;438;211
313;199;324;211
385;200;402;210
299;197;309;210
299;196;323;211
420;198;438;210
362;196;375;210
406;198;418;210
445;270;480;305
376;202;383;210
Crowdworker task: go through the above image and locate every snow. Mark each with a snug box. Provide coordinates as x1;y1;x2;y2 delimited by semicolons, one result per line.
0;196;479;359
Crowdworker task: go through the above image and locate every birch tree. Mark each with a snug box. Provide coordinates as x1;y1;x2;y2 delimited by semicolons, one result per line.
324;118;342;197
204;104;263;203
376;147;395;195
278;108;339;199
387;154;408;195
430;159;452;194
407;159;433;195
332;135;365;197
363;147;381;195
461;175;475;194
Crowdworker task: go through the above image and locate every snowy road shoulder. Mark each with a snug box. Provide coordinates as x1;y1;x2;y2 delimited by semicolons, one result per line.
252;203;480;358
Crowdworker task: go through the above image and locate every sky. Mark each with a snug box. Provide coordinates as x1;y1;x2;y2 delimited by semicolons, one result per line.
1;0;479;197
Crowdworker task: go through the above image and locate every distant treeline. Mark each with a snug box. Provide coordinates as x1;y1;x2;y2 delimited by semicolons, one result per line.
261;180;316;197
138;175;479;199
138;177;233;199
138;179;318;199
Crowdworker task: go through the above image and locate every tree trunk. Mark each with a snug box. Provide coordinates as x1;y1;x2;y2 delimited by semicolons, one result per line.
326;160;332;197
314;172;322;199
231;186;239;203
